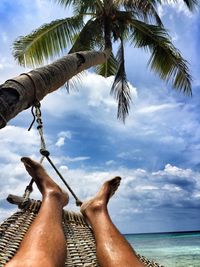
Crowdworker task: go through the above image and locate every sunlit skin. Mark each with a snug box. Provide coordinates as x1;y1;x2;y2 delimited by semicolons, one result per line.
5;157;144;267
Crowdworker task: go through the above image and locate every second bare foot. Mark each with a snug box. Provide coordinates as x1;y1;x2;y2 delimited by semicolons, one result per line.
80;176;121;217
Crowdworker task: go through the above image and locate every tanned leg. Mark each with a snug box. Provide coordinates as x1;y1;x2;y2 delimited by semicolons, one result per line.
5;157;68;267
81;177;144;267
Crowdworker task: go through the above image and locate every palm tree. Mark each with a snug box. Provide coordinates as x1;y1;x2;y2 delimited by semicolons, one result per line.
0;0;198;128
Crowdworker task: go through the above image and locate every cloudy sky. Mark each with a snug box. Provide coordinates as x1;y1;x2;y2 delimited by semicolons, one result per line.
0;0;200;234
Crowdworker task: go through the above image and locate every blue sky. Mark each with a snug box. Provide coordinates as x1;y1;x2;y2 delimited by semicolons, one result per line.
0;0;200;234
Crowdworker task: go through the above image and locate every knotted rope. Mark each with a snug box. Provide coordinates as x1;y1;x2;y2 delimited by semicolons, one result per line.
22;74;82;206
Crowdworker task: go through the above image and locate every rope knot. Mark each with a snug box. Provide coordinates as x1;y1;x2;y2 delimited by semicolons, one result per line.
40;149;50;157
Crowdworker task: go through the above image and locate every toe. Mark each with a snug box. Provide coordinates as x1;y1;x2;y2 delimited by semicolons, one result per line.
21;157;42;170
21;157;31;163
21;157;34;167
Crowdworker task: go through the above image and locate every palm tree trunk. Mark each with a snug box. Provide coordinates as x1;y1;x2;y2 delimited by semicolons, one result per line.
103;0;113;50
0;49;111;129
104;0;113;15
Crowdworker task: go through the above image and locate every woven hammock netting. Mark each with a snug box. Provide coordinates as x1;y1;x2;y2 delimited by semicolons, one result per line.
0;196;163;267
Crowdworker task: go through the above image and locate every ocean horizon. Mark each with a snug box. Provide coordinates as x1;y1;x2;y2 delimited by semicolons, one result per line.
125;230;200;267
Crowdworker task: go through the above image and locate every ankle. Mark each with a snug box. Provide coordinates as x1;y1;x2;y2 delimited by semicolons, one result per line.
43;188;60;198
82;199;107;217
43;189;68;207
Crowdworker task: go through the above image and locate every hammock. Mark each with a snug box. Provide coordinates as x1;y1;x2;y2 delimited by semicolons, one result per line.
0;102;164;267
0;195;163;267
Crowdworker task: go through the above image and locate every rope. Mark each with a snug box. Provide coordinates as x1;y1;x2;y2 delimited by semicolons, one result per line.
0;78;7;127
0;112;7;127
0;73;36;128
20;73;40;132
24;102;82;207
41;153;82;206
22;73;44;201
20;72;82;205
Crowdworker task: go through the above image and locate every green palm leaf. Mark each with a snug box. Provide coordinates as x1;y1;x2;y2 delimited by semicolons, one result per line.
130;19;192;94
116;0;163;26
13;16;83;66
52;0;103;13
96;52;118;77
111;40;131;122
69;18;104;53
52;0;77;8
73;0;103;14
65;71;86;92
112;11;133;41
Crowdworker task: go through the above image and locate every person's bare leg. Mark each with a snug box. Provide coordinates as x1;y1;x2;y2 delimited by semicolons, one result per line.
5;157;68;267
81;177;144;267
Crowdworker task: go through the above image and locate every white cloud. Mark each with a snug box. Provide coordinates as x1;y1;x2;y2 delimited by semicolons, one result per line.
135;185;159;191
59;165;69;171
0;125;38;146
162;184;182;192
157;0;194;17
41;72;137;122
56;131;72;147
120;207;142;215
105;160;115;166
0;126;40;163
58;131;72;139
117;150;143;161
154;164;194;178
56;137;65;147
137;103;180;114
167;0;193;16
64;156;90;162
38;71;197;157
0;129;199;233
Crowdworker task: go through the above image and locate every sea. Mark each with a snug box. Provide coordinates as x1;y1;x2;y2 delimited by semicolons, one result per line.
125;231;200;267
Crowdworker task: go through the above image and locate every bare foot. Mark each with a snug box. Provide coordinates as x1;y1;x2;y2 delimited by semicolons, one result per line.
80;176;121;217
21;157;69;207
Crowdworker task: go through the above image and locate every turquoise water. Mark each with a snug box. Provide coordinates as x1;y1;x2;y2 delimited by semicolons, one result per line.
125;231;200;267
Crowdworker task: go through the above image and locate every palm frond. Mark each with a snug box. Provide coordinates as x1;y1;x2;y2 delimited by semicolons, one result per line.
69;18;104;53
183;0;199;10
111;40;131;122
112;11;133;41
52;0;77;8
65;71;86;92
130;19;192;94
116;0;163;26
96;52;118;77
73;0;103;15
52;0;103;12
13;16;83;66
